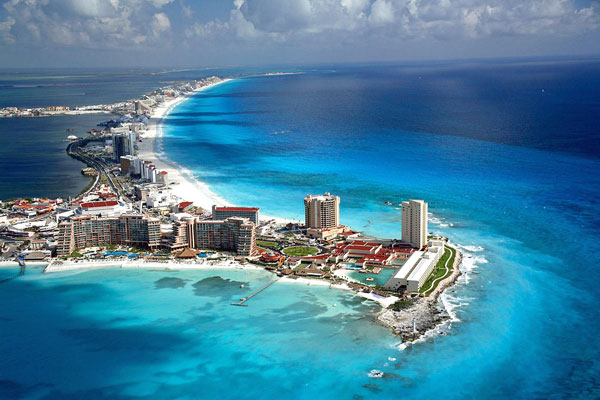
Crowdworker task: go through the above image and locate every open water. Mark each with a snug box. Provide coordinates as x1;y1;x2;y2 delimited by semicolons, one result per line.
1;59;600;398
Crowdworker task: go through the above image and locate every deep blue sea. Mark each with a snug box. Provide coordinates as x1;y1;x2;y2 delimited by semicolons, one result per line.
2;59;600;399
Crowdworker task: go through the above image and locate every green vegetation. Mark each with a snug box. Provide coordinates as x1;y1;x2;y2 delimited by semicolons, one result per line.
389;299;416;311
69;249;83;258
282;246;319;257
419;246;456;296
256;240;280;250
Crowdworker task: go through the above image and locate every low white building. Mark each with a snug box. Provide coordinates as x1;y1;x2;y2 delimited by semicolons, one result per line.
384;240;445;293
146;191;179;209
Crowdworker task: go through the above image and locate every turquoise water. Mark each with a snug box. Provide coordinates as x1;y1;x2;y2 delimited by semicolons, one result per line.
2;61;600;398
159;63;600;398
348;268;397;287
1;266;399;399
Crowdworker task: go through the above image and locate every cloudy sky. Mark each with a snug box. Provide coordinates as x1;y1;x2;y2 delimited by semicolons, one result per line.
1;0;599;67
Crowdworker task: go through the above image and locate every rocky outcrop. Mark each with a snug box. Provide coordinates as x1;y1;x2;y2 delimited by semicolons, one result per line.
377;249;463;342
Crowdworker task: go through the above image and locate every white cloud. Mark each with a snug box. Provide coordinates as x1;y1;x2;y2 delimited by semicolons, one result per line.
369;0;394;26
0;16;15;43
148;0;175;7
1;0;598;57
0;0;177;48
186;0;599;41
181;1;193;18
152;12;171;37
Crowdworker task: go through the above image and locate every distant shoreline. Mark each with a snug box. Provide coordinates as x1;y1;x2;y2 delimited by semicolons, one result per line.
140;77;293;224
136;78;233;212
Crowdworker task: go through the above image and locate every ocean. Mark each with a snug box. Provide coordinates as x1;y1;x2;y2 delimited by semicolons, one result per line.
1;59;600;398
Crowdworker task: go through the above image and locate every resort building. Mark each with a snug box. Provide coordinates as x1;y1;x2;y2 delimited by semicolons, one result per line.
120;155;143;176
112;132;136;163
306;225;351;240
57;214;161;255
78;200;125;217
383;240;445;293
187;217;257;256
401;199;428;249
304;192;340;229
212;206;260;225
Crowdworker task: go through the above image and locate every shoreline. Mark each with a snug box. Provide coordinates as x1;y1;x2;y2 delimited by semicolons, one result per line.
136;79;233;212
104;75;468;343
2;73;469;347
138;78;292;224
376;249;463;344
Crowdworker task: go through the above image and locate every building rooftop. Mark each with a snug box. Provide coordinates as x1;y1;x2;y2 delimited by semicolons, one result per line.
81;201;119;209
392;250;424;280
214;206;260;212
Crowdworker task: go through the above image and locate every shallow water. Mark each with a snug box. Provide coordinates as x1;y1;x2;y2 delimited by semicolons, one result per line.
160;62;600;398
0;266;399;399
1;60;599;398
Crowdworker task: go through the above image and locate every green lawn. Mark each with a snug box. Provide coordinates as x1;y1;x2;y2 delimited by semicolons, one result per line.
256;240;279;250
282;246;319;257
420;246;456;296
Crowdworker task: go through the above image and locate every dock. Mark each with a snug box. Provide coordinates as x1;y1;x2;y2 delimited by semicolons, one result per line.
232;279;278;306
0;260;26;284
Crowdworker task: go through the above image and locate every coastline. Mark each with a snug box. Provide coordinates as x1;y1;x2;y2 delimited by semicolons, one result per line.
376;249;463;344
136;79;233;211
6;74;469;346
138;77;293;224
118;76;467;343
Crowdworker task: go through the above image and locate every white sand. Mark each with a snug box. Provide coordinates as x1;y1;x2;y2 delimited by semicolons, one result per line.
44;258;264;273
137;78;292;225
136;80;233;211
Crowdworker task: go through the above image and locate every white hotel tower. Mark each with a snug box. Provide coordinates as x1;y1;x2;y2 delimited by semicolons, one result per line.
304;192;340;229
401;199;428;249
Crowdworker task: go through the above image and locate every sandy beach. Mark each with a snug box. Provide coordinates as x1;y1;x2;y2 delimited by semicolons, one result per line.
137;78;291;225
136;79;233;212
43;258;265;273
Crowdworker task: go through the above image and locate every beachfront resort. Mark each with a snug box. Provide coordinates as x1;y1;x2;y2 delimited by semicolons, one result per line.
0;77;461;340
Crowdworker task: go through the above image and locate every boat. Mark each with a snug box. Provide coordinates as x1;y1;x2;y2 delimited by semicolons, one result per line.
384;201;392;205
67;135;78;141
240;284;245;288
366;277;374;281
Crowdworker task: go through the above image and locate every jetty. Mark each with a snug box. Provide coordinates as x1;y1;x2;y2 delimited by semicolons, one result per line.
232;279;278;306
0;260;26;284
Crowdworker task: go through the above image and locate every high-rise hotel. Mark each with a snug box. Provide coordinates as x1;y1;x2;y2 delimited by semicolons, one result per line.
401;199;428;249
57;215;161;255
304;192;340;229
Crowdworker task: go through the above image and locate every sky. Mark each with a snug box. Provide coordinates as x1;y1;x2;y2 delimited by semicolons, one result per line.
0;0;599;68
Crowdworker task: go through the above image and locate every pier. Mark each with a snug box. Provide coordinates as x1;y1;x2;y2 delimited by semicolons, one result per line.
232;279;278;306
0;260;26;284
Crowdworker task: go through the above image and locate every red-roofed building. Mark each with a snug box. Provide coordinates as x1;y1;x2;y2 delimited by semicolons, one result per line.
260;252;284;265
79;200;121;217
178;201;194;212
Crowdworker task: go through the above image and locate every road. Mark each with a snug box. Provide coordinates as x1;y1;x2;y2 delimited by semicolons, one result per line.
68;139;131;202
1;243;19;261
